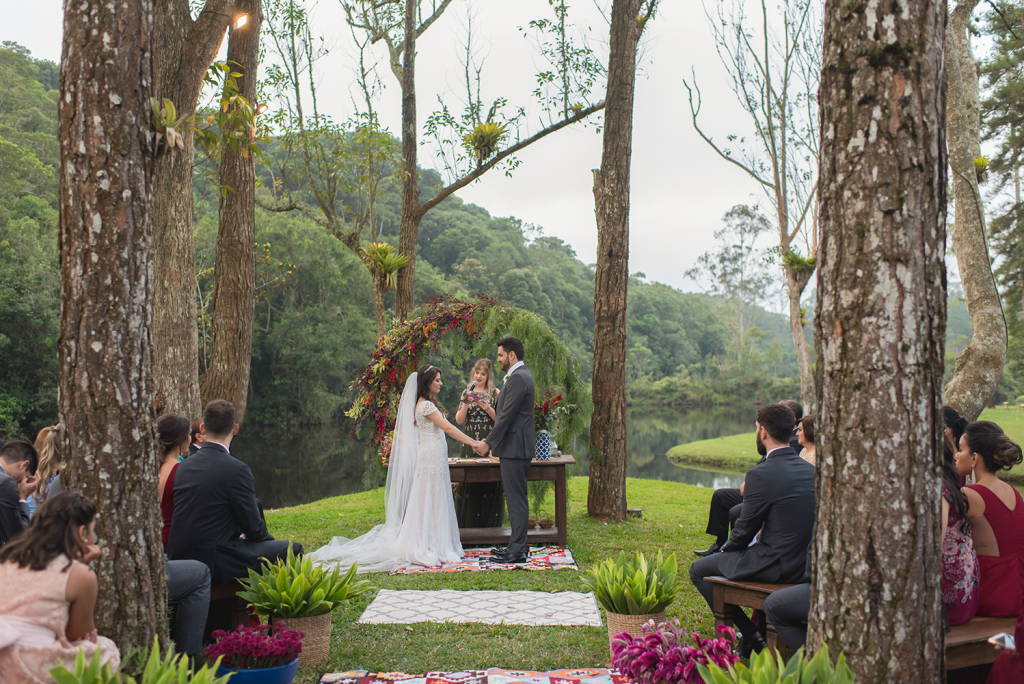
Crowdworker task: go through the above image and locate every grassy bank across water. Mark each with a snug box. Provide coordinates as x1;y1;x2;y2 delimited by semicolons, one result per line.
665;407;1024;482
264;477;720;683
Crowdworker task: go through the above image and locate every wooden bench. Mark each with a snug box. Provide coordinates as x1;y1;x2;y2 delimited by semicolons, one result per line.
706;576;1017;669
947;616;1017;669
706;576;793;657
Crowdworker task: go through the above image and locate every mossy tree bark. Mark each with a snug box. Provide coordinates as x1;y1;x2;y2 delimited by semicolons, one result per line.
810;0;947;678
151;0;233;418
944;0;1007;420
202;0;262;422
588;0;655;520
57;0;167;649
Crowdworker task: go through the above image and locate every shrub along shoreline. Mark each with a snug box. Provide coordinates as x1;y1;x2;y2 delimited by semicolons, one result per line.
264;477;719;682
666;407;1024;483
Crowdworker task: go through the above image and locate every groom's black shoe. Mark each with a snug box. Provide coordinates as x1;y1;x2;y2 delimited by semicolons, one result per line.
693;542;722;558
490;550;530;564
489;546;509;555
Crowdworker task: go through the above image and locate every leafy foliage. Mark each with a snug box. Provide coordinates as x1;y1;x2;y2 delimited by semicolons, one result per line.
697;643;856;684
612;619;739;684
581;550;680;615
238;543;373;618
49;650;120;684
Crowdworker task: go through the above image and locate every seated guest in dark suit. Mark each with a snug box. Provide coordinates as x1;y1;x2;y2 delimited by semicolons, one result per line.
168;399;302;583
695;400;804;557
689;403;815;654
764;536;812;652
0;441;39;546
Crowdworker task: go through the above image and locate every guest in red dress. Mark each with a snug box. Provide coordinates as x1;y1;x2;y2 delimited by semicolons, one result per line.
157;413;191;551
955;421;1024;618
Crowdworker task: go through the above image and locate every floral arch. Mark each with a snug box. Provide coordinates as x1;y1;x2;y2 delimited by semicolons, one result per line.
346;296;592;460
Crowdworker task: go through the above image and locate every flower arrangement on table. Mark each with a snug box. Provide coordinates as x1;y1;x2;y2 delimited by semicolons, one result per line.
535;390;573;432
611;619;739;684
205;622;303;670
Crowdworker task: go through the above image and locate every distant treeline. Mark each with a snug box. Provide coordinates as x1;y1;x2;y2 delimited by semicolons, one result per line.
0;43;992;436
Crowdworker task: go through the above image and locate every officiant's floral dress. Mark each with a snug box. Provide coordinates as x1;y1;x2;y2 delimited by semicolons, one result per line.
455;389;505;527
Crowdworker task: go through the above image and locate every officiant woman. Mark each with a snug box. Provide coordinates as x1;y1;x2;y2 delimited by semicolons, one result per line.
454;359;504;527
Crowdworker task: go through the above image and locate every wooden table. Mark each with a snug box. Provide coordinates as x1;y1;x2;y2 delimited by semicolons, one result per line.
448;454;575;547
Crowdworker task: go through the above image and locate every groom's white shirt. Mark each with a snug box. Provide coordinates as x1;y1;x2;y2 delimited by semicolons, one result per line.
504;360;524;380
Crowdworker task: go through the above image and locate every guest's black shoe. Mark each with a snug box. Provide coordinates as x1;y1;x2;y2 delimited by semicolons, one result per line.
735;632;767;659
490;551;530;564
693;542;722;558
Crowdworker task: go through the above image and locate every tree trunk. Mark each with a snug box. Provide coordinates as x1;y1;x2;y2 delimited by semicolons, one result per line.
202;0;261;422
394;0;420;321
373;277;387;339
785;267;816;409
152;0;232;418
57;0;167;650
944;0;1006;421
810;0;947;678
587;0;643;522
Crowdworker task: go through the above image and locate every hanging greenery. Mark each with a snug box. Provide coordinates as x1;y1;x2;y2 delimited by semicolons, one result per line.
346;296;592;461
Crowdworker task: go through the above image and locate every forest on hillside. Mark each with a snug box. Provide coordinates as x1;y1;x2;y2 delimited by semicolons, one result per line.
0;42;986;437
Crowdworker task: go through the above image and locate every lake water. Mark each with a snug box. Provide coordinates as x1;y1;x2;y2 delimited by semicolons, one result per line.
232;407;753;509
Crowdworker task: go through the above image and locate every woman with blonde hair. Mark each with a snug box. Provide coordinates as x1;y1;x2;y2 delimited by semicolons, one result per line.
454;358;504;527
28;425;63;516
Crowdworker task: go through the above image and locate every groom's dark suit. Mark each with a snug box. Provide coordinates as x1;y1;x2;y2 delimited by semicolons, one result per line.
484;363;535;557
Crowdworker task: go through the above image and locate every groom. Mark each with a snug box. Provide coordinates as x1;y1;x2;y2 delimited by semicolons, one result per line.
474;336;535;563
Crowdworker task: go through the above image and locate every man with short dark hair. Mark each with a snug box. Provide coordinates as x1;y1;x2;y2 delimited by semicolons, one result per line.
0;441;40;545
188;417;204;456
694;400;804;557
168;399;302;583
474;336;535;563
688;403;815;655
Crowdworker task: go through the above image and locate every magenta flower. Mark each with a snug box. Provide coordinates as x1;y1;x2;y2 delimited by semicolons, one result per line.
205;622;305;669
610;618;739;684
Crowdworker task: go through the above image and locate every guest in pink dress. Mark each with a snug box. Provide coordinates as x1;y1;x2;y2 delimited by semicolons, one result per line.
0;492;119;682
942;440;979;624
956;420;1024;618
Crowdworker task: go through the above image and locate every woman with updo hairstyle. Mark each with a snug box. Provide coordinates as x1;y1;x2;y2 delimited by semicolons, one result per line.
954;420;1024;617
0;492;120;679
795;416;815;466
157;413;191;551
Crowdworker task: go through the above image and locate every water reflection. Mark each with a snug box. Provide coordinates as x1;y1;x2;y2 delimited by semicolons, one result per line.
232;406;753;508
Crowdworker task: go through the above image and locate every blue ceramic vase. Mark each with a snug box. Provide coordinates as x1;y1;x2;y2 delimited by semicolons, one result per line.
216;658;299;684
536;429;551;460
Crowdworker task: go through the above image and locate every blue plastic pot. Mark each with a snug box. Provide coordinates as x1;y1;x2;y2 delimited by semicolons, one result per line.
215;658;299;684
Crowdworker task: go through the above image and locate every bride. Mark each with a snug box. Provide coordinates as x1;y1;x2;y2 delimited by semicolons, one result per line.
309;365;483;572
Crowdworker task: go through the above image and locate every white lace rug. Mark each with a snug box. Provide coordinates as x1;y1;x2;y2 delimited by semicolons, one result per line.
356;589;603;626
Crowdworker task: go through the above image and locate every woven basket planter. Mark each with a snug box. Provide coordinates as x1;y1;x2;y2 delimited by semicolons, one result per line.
605;611;667;659
278;612;332;667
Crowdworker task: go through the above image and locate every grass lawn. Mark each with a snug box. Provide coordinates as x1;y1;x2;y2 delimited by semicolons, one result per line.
665;407;1024;482
264;477;719;682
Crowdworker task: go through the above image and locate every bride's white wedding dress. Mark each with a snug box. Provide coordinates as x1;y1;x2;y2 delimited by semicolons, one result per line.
308;374;463;573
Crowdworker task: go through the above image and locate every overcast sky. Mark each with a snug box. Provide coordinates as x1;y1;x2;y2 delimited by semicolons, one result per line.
7;0;825;306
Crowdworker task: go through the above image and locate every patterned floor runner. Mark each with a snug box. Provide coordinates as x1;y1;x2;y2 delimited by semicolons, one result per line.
389;546;577;574
319;668;628;684
357;589;603;626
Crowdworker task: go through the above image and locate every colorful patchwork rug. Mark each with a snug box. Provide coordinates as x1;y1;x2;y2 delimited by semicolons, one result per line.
357;589;603;626
319;668;629;684
389;546;577;575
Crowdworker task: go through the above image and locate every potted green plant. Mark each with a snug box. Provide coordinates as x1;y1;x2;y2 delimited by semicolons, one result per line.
51;639;230;684
582;550;680;655
238;545;373;666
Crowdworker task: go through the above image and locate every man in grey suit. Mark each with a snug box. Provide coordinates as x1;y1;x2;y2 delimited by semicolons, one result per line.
688;403;815;655
0;441;38;546
474;336;535;563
